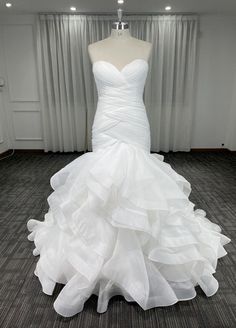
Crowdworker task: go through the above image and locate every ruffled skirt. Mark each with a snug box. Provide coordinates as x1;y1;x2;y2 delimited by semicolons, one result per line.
27;142;231;317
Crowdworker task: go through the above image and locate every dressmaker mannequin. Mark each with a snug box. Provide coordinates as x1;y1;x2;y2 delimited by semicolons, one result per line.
88;20;152;70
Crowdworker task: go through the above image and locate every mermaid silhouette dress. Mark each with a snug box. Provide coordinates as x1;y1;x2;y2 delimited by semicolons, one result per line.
27;58;231;317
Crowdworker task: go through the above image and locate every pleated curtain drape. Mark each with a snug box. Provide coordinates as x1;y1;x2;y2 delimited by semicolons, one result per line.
36;14;199;152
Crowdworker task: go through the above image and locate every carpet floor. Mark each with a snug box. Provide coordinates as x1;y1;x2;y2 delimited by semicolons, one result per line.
0;151;235;328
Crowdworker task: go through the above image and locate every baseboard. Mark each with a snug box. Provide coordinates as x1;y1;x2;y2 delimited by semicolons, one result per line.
0;149;86;159
15;149;45;153
190;148;232;152
0;147;235;159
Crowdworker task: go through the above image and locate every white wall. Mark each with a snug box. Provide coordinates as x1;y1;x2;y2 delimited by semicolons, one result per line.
0;13;236;153
0;14;44;152
225;63;236;150
0;26;10;154
0;92;10;154
191;14;236;149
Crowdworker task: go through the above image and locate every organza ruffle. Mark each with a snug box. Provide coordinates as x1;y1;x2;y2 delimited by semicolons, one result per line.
27;142;231;317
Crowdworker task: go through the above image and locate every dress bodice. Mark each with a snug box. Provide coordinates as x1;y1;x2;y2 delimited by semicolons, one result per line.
92;59;149;100
91;59;151;152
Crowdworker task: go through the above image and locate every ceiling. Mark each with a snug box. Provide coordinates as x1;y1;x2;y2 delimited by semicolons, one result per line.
0;0;236;15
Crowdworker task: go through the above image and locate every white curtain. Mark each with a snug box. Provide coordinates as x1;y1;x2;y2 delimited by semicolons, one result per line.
36;14;199;152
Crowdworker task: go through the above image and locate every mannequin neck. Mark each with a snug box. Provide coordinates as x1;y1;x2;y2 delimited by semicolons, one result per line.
110;28;132;40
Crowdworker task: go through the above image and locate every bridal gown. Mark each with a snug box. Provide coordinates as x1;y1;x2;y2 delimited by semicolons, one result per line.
27;58;231;317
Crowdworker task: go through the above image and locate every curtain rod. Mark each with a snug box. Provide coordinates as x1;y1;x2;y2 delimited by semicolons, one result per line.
38;12;197;16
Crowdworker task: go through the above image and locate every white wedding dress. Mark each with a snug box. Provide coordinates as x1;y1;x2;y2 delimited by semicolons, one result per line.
27;58;231;317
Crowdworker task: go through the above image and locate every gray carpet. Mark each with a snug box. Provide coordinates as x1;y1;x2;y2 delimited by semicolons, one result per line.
0;151;235;328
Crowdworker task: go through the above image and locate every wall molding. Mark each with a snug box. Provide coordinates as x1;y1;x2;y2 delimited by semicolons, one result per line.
14;137;43;141
13;109;41;112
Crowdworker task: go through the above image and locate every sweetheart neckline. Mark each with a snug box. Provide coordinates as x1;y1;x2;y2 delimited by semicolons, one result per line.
92;58;149;73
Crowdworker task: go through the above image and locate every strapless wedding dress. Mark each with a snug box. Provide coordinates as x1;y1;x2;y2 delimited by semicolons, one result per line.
27;58;231;317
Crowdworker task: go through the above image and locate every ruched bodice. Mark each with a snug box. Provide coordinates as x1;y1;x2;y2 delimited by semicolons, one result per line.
92;59;151;152
93;59;148;94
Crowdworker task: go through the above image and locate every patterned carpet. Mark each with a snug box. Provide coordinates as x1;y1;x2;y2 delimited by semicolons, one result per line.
0;151;235;328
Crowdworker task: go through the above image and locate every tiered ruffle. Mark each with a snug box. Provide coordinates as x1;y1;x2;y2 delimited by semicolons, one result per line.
27;142;231;317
